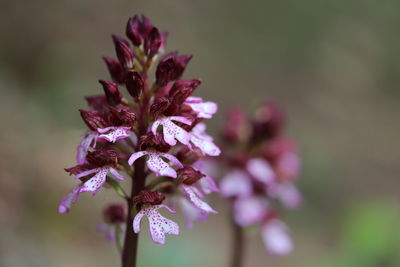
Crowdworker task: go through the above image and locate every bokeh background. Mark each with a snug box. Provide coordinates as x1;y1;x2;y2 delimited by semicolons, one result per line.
1;0;400;266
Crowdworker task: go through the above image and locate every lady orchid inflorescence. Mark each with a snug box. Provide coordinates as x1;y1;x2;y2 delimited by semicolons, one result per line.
58;14;220;253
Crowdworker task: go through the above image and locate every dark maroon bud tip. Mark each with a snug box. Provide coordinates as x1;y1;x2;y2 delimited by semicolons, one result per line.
177;166;205;185
139;15;155;38
155;53;192;86
139;132;171;152
112;35;135;69
103;203;126;224
150;97;171;118
109;105;136;125
99;80;123;106
169;79;201;104
103;57;127;84
144;27;162;58
86;148;119;167
79;109;107;131
133;190;165;210
176;147;203;165
125;71;144;98
65;164;91;176
126;15;142;46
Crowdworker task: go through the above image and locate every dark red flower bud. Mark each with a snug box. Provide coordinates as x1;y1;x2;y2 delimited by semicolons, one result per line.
177;166;205;185
139;132;171;152
103;203;126;223
84;95;109;111
138;15;154;38
103;57;127;84
64;164;92;176
144;27;162;58
133;190;165;210
176;147;203;165
86;148;118;167
251;101;285;141
80;109;107;130
112;35;135;69
125;71;144;98
99;80;123;106
169;79;201;104
150;97;171;118
109;105;136;125
126;15;142;46
155;52;192;86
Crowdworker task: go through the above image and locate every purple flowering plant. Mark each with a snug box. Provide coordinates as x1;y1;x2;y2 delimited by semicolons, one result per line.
212;101;302;267
59;15;220;267
58;14;302;267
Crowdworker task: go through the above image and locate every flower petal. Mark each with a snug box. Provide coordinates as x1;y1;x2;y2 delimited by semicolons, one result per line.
169;116;192;125
141;205;179;245
220;170;252;198
269;182;302;209
98;127;131;143
76;132;98;165
246;158;276;185
190;123;221;156
58;184;82;214
128;151;148;165
182;185;217;214
75;168;99;179
190;135;221;156
179;197;208;229
161;153;184;169
147;153;177;178
233;196;268;226
79;168;108;195
198;175;219;194
186;100;217;119
262;220;293;255
133;209;146;234
151;119;162;135
161;118;190;146
109;168;125;181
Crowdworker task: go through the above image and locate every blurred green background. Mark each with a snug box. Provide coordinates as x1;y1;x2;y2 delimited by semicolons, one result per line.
1;0;400;266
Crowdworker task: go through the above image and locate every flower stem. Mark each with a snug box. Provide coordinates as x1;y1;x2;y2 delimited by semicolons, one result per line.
230;216;245;267
121;157;146;267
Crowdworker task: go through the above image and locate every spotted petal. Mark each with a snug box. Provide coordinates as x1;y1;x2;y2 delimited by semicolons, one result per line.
181;185;217;214
97;126;131;143
185;97;217;119
128;151;148;165
79;168;108;195
190;123;221;156
147;153;178;178
133;205;179;245
153;117;191;146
